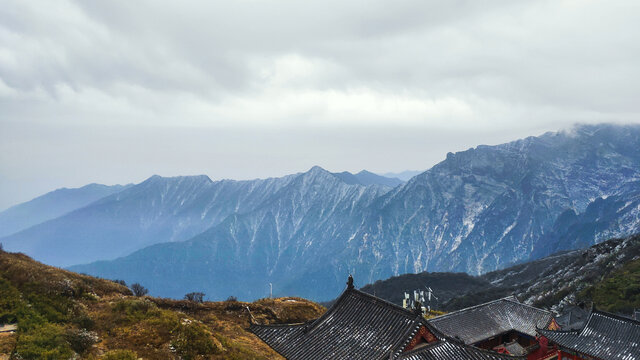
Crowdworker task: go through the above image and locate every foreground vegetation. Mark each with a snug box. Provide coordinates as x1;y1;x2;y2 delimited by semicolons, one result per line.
0;250;324;359
580;257;640;314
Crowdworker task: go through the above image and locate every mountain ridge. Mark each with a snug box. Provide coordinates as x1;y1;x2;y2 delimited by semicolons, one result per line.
69;124;640;301
1;167;395;267
0;183;131;238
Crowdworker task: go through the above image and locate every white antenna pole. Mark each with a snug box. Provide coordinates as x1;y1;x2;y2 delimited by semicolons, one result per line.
269;283;273;298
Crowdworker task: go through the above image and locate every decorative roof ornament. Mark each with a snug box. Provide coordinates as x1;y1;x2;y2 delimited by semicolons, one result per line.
347;274;354;290
414;301;423;316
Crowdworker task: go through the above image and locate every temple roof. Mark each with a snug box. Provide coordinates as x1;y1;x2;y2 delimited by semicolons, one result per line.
251;288;440;360
397;341;525;360
555;305;589;331
428;296;553;345
538;310;640;360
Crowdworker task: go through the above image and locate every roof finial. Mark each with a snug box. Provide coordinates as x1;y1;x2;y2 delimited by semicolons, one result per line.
414;300;423;316
347;274;354;290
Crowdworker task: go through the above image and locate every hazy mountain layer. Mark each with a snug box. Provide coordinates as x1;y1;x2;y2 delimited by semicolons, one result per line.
70;124;640;301
0;183;130;238
1;174;297;266
2;170;395;267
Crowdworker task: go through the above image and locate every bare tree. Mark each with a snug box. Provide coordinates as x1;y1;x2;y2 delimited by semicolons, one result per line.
184;292;205;303
130;283;148;297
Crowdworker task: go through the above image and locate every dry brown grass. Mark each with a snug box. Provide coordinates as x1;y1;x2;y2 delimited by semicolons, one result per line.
0;250;325;359
0;251;131;297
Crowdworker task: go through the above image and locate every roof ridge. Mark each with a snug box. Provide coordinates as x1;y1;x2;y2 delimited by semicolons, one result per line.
395;340;445;358
303;288;418;334
537;327;580;335
388;321;425;359
250;322;309;329
503;297;553;315
304;286;353;331
397;340;526;359
429;296;527;321
351;288;420;317
464;341;527;359
592;308;640;325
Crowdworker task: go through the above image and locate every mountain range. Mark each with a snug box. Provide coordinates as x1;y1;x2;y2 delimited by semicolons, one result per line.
358;233;640;315
0;183;131;238
2;123;640;301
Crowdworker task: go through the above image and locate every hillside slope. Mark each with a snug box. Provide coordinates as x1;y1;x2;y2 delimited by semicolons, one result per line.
353;233;640;316
444;233;640;313
0;249;324;359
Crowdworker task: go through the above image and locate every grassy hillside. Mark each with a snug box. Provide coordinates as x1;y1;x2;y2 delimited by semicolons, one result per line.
0;249;325;359
580;257;640;314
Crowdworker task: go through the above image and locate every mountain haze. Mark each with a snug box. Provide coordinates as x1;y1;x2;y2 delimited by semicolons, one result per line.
0;183;130;238
70;124;640;301
1;169;396;267
381;170;424;182
69;166;391;299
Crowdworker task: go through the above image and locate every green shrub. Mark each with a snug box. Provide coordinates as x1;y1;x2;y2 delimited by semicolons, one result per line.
22;282;73;323
14;323;74;360
0;277;21;324
171;322;217;359
101;349;138;360
66;328;99;354
73;312;96;330
112;298;160;324
580;258;640;314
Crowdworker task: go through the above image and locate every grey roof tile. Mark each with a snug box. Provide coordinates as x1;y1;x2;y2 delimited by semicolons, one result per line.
398;341;526;360
428;296;553;345
539;310;640;360
251;288;440;360
555;305;589;330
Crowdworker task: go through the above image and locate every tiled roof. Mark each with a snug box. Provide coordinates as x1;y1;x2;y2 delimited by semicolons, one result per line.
555;305;589;330
539;310;640;360
428;296;553;345
251;288;441;360
397;341;526;360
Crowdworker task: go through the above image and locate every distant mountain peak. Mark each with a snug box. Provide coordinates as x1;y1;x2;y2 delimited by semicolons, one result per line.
8;123;640;302
380;170;423;182
141;174;213;186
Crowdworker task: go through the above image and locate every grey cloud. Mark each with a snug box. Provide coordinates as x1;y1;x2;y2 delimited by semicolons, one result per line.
1;0;640;209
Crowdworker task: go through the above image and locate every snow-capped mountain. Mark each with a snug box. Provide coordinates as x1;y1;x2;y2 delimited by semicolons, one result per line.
68;124;640;301
0;169;395;267
69;166;392;299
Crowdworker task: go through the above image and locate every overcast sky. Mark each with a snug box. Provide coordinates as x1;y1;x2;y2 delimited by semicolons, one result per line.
1;0;640;210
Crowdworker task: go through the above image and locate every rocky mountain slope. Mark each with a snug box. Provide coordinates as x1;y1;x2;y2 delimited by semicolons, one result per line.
2;169;396;267
70;124;640;301
69;166;391;300
0;183;130;238
0;248;324;360
445;233;640;313
355;233;640;315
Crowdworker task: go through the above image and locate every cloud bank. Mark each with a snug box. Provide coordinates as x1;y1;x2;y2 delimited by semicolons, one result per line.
1;0;639;208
